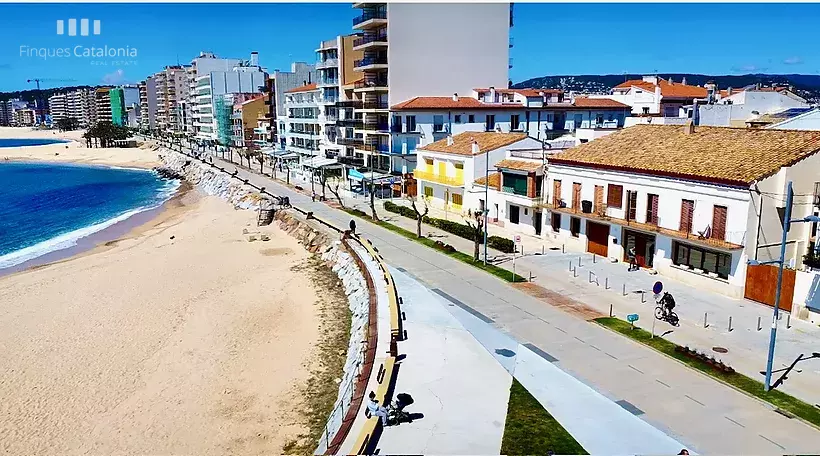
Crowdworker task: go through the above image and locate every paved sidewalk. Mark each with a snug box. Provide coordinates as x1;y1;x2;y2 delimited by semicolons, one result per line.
178;148;820;453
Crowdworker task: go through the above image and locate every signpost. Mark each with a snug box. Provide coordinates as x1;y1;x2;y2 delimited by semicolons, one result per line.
513;235;522;279
627;313;639;330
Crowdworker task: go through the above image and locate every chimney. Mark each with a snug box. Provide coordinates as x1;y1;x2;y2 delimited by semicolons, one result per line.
452;93;458;102
489;86;496;102
654;85;662;99
727;87;733;96
250;52;259;67
681;76;687;85
447;135;454;146
669;77;674;84
684;120;695;135
471;139;479;155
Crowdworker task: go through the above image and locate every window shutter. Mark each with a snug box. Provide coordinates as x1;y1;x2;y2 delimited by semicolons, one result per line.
607;184;623;209
594;185;604;213
680;200;694;232
553;180;562;206
712;206;727;240
572;183;581;209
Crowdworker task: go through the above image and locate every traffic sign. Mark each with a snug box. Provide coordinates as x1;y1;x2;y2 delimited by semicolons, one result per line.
627;314;639;323
514;235;521;245
652;281;663;295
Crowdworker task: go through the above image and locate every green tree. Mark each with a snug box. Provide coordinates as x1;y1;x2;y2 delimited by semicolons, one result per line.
55;117;80;132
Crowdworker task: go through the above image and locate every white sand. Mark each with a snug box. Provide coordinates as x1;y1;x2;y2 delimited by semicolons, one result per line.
0;134;328;454
0;126;160;169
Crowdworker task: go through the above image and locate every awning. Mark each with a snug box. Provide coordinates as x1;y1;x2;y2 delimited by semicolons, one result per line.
303;157;342;169
348;169;397;183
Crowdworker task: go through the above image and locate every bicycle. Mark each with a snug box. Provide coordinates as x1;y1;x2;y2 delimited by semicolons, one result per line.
654;291;680;326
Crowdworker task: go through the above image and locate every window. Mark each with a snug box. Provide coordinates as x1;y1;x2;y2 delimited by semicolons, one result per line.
572;182;581;210
423;186;433;198
570;217;581;237
468;114;475;123
392;115;402;132
595;114;604;125
511;114;521;131
594;185;604;214
454;114;462;123
452;193;463;206
673;242;731;279
424;158;433;167
433;115;444;132
546;113;554;122
680;199;694;232
626;190;638;221
552;179;562;206
607;184;623;209
712;205;727;240
406;115;416;132
551;213;561;232
646;194;659;225
642;107;650;114
503;173;528;196
664;106;678;117
485;115;496;131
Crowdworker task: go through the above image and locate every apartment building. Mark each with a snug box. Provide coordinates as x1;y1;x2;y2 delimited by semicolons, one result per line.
351;2;512;176
187;52;244;136
95;88;113;124
414;131;542;214
391;89;630;173
543;123;820;313
192;52;266;141
48;93;67;121
316;35;364;162
264;62;316;149
231;95;266;147
14;108;36;126
138;77;158;130
64;89;92;126
693;85;810;127
0;100;14;126
283;83;322;159
153;66;188;132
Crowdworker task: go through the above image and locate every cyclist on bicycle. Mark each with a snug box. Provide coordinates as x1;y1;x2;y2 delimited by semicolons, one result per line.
660;292;676;317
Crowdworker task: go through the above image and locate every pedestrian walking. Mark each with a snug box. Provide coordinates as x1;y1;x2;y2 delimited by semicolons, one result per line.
311;191;317;202
627;246;638;272
365;391;389;426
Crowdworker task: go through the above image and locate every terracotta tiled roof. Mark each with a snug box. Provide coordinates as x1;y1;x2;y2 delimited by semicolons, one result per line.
391;96;520;110
548;124;820;186
419;132;528;156
495;159;543;172
614;78;708;99
285;83;318;93
474;172;501;190
474;88;564;97
571;97;630;108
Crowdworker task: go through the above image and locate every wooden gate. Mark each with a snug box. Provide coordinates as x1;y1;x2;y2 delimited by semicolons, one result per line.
744;264;796;312
586;221;610;257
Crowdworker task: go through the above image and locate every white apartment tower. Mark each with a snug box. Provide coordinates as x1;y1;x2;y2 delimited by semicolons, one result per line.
48;94;67;121
351;2;512;174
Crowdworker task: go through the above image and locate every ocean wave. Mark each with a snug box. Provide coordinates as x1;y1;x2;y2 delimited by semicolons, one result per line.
0;180;182;270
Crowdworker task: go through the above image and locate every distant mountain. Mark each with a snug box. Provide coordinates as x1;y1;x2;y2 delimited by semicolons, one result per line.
512;73;820;103
0;86;97;104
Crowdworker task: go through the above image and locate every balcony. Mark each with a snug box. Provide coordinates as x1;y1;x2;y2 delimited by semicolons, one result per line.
317;77;339;88
316;38;338;52
354;57;388;70
337;137;364;147
358;142;390;153
336;100;363;109
316;58;338;70
541;202;745;251
337;119;363;129
353;10;387;29
413;168;464;187
339;155;365;167
361;100;388;110
362;121;389;133
354;79;388;92
353;33;388;50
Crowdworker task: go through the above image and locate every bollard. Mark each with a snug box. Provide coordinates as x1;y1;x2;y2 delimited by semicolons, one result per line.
593;254;597;263
641;291;646;303
569;261;572;272
622;283;627;296
578;256;582;267
542;245;545;255
562;244;565;254
757;316;762;331
728;316;733;332
589;271;593;283
609;304;613;317
573;267;577;278
529;271;533;282
605;277;609;289
786;314;791;329
651;315;656;339
704;312;709;328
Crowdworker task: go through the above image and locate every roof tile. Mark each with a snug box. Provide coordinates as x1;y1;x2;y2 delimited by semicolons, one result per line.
285;83;318;94
495;159;543;172
614;78;708;99
474;172;501;190
419;132;528;156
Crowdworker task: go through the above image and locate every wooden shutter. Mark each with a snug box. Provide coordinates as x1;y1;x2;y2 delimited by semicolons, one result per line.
680;199;694;232
572;183;581;210
553;180;562;206
646;194;659;225
607;184;623;209
712;205;727;240
627;191;638;221
594;185;604;213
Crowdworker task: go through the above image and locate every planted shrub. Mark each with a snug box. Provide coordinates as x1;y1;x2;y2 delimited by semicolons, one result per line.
488;236;515;253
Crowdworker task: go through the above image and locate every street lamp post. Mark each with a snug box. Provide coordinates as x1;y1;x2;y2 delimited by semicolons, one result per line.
748;180;820;391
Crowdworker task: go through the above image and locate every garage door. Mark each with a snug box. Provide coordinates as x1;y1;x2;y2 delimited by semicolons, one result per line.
586;221;609;257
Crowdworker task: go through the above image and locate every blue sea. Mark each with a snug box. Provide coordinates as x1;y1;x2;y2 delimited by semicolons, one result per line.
0;162;178;270
0;138;69;148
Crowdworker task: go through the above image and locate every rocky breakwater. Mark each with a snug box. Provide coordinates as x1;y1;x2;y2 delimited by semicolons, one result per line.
157;151;269;210
273;211;373;452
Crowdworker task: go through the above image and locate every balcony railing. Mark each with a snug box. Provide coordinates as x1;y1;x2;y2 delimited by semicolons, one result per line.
316;58;338;69
354;57;388;69
354;80;388;90
339;155;365;166
337;119;363;128
354;33;388;47
363;121;389;132
337;137;364;146
359;142;390;153
413;168;464;187
361;101;388;110
353;10;386;26
318;77;339;87
336;100;363;108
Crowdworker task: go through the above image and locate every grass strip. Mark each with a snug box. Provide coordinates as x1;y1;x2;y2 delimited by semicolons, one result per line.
501;379;587;455
343;208;526;283
594;316;820;428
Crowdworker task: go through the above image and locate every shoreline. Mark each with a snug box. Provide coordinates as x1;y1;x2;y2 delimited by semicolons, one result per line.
0;179;193;279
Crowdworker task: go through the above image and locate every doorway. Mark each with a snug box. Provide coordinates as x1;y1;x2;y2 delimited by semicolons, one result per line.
534;211;542;235
623;230;656;268
509;205;520;224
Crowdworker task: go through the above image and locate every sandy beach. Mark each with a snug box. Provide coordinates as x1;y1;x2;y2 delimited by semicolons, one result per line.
0;126;160;169
0;128;334;454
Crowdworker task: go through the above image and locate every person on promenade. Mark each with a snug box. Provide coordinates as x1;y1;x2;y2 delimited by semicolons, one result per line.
627;246;638;272
349;219;357;235
366;391;389;426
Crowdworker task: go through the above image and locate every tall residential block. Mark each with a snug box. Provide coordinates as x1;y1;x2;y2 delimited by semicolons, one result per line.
266;62;316;149
48;94;67;121
351;2;512;175
95;88;113;124
316;34;363;164
138;77;158;130
154;66;188;132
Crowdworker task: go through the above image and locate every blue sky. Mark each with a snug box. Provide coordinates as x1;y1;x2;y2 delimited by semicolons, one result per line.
1;2;819;92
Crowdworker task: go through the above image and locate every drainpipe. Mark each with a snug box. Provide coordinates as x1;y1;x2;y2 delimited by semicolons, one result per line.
753;181;763;261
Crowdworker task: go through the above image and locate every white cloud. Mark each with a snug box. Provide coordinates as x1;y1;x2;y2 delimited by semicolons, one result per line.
101;68;125;84
783;57;803;65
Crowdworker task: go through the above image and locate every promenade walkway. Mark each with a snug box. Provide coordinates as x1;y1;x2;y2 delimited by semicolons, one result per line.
175;148;820;453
